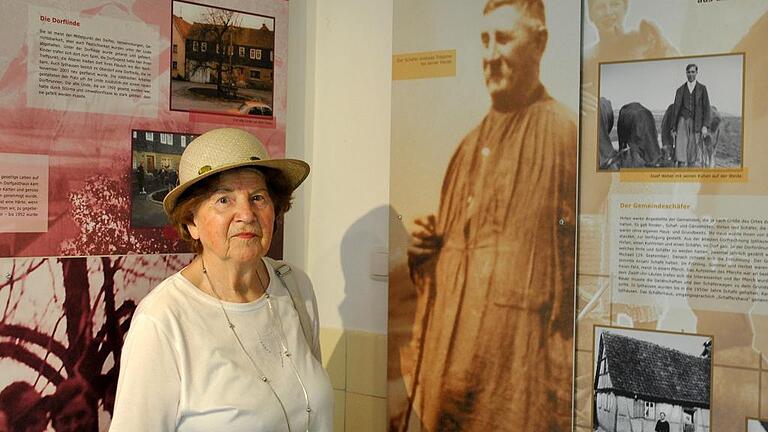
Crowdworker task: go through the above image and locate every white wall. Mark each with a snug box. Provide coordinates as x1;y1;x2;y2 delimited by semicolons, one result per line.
285;0;393;334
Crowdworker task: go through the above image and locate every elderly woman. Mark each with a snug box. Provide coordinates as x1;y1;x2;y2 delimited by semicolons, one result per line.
110;128;332;431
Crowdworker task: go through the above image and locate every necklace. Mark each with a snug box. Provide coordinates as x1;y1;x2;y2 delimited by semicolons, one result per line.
200;258;312;432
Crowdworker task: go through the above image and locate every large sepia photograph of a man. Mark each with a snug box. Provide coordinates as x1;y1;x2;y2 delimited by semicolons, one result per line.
388;0;578;431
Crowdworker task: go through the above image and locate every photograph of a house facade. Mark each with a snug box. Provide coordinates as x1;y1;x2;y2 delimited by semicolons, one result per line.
170;0;275;116
594;329;711;432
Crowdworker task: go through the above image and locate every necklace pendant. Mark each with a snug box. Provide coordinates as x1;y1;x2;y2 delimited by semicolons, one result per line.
261;376;268;382
228;323;235;330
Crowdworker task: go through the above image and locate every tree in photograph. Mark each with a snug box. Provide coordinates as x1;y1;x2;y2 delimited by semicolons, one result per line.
0;255;190;424
60;172;180;256
187;8;243;96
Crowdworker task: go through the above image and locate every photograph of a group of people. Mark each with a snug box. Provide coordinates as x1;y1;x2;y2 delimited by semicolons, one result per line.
592;326;712;432
131;130;198;228
598;53;743;170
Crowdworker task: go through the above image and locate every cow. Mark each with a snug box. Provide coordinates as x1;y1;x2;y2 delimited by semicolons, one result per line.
617;102;662;168
663;104;722;168
660;103;676;164
598;97;619;169
701;106;722;168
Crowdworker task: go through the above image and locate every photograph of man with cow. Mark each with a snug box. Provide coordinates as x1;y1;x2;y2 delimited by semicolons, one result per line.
597;53;743;170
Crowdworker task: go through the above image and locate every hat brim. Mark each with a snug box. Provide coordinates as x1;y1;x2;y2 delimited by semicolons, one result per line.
162;158;309;216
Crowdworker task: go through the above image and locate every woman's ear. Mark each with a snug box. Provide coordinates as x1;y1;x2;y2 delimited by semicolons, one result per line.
187;222;200;240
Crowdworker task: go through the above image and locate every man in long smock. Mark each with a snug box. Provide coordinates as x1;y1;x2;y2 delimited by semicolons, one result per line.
406;0;576;430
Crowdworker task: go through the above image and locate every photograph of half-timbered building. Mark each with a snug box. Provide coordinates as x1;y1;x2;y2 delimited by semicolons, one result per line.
593;327;712;432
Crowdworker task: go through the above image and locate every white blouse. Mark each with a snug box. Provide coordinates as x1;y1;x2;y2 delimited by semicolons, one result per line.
110;259;333;432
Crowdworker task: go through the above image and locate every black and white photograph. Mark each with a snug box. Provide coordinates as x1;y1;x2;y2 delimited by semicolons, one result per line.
131;130;198;228
593;326;712;432
597;53;743;170
748;418;768;432
171;0;275;118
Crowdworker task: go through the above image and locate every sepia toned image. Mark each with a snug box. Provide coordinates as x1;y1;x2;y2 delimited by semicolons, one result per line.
171;0;276;119
576;8;768;429
389;0;580;431
593;326;712;432
578;0;767;215
597;53;743;170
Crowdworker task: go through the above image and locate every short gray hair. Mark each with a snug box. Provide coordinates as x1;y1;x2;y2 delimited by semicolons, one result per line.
484;0;546;26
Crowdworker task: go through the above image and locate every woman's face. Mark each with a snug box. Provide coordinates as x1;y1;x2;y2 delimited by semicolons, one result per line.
187;168;275;264
589;0;627;35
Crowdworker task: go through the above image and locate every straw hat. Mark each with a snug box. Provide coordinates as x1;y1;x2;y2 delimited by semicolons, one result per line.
163;128;309;215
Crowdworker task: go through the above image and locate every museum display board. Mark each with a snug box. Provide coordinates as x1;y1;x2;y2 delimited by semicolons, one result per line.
390;0;768;431
0;0;288;430
577;1;768;431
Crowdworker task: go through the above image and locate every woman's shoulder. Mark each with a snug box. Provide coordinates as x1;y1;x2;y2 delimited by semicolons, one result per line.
264;258;318;321
133;272;195;322
264;257;314;296
264;257;322;359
